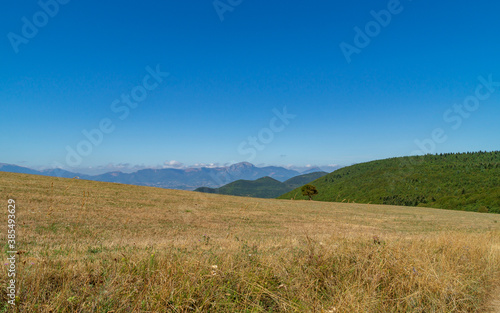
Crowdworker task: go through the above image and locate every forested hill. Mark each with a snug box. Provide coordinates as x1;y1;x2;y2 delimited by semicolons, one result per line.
195;172;327;198
278;151;500;213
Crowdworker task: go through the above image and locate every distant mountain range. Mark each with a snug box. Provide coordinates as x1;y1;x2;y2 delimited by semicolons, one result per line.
195;171;327;198
0;162;332;190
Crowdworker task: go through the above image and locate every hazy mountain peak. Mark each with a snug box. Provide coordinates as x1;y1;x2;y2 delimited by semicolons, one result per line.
301;167;323;174
229;162;255;169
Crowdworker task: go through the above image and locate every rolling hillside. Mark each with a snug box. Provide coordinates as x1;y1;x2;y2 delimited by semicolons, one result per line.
195;171;327;198
1;171;499;312
279;151;500;213
283;171;328;187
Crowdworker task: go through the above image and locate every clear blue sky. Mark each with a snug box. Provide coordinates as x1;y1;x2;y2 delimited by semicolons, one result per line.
1;0;499;172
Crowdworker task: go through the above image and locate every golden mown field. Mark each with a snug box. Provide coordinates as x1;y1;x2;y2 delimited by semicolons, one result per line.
1;171;500;312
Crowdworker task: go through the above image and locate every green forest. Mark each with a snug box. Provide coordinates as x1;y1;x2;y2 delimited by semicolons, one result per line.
279;151;500;214
195;172;327;198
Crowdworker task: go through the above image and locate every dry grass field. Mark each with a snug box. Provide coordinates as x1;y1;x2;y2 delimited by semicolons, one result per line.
1;171;500;312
